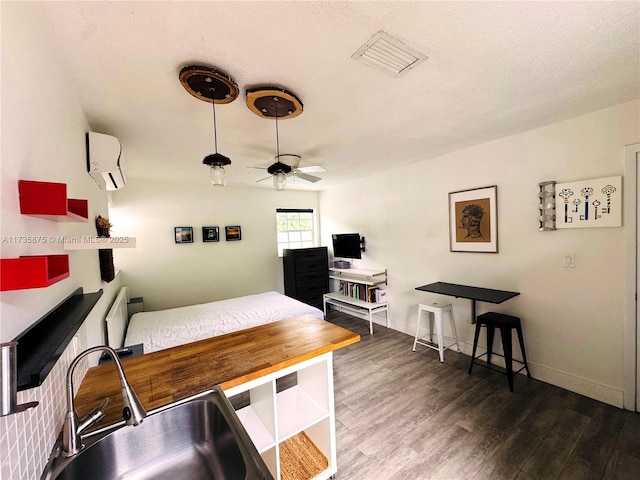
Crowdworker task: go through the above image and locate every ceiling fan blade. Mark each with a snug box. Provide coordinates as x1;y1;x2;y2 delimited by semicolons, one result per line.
255;175;272;183
247;166;269;169
296;172;322;183
297;165;327;173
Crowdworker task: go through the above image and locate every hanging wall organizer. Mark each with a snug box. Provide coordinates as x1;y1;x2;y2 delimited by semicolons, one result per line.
555;176;622;229
539;176;622;230
538;181;556;231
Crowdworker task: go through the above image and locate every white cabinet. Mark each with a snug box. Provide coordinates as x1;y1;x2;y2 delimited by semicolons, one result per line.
324;267;389;334
224;353;336;480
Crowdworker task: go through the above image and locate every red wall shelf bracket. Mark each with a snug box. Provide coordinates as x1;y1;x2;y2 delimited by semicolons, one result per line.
19;180;89;222
0;255;70;291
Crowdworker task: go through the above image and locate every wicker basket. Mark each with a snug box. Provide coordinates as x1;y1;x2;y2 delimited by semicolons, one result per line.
280;431;328;480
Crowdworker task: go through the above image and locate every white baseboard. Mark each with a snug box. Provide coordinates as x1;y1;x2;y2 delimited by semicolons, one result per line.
525;361;624;408
379;314;624;408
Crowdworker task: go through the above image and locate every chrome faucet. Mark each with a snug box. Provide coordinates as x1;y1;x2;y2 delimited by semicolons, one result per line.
62;345;146;457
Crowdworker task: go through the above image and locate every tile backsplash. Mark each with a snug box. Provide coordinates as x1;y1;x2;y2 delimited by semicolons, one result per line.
1;329;87;480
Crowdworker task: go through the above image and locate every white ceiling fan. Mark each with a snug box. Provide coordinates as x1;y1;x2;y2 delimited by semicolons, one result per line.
249;154;327;184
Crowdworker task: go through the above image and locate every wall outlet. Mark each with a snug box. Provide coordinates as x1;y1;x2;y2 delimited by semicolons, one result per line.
563;253;575;268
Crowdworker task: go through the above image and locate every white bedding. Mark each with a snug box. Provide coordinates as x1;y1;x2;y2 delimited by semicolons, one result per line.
124;291;324;353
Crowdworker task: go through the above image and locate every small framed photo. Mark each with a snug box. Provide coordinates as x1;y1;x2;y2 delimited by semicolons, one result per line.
449;185;498;253
174;226;193;244
202;226;219;242
225;226;242;241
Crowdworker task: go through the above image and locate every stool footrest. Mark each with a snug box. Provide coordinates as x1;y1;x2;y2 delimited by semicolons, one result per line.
470;360;529;377
471;351;527;367
414;339;460;352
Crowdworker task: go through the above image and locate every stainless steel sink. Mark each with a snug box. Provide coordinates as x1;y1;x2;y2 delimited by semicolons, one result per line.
42;387;273;480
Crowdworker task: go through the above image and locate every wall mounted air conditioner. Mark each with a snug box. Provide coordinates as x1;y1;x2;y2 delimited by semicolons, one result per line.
86;132;126;190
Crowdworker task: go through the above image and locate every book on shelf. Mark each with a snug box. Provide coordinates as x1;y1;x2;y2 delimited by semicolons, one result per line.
339;281;381;303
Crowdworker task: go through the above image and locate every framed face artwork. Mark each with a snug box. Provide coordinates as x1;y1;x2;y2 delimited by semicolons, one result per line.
448;186;498;253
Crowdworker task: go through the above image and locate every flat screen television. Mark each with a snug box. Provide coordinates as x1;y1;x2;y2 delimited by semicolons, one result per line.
332;233;363;259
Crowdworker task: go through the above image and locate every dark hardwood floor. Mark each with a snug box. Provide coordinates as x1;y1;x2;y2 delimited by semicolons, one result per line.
326;311;640;480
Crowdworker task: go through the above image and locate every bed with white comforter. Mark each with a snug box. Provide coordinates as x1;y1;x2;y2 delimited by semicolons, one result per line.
124;291;324;353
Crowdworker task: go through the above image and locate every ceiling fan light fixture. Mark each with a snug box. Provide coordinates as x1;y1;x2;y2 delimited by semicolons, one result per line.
246;86;308;190
273;171;287;191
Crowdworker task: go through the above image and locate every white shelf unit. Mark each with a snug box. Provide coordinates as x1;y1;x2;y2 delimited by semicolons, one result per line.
224;353;336;480
325;267;389;334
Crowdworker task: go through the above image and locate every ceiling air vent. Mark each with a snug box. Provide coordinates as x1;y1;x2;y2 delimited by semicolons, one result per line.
352;30;427;76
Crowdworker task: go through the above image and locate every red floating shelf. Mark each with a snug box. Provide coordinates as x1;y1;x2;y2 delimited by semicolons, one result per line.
19;180;89;222
0;255;70;291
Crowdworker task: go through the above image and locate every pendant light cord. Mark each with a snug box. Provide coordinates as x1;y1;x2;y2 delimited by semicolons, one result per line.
274;97;280;159
211;87;218;154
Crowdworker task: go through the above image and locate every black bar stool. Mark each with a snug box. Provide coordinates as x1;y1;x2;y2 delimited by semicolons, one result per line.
468;312;531;392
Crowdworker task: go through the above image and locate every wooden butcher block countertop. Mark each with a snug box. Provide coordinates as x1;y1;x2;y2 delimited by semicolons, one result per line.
74;315;360;431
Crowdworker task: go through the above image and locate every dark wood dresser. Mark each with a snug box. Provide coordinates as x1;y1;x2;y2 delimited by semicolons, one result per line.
283;247;329;309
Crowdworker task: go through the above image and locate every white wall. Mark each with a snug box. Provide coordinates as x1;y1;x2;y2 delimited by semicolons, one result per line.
110;179;319;310
1;4;120;479
320;100;639;407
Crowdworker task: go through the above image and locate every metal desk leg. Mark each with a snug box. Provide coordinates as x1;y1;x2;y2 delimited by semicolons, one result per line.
471;299;477;324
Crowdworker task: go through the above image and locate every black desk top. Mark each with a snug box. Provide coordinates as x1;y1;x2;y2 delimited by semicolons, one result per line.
416;282;520;304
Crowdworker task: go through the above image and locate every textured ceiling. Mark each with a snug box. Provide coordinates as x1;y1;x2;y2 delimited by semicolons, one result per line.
30;1;640;190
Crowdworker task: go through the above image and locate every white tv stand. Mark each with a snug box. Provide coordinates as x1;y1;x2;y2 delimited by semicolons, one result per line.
324;267;388;334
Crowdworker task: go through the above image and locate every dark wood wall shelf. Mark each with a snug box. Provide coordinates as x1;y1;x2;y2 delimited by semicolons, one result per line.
13;287;103;391
0;254;70;291
19;180;89;222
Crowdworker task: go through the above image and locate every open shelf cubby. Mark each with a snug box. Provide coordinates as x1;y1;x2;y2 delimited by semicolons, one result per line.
19;179;89;222
224;353;336;480
0;254;70;291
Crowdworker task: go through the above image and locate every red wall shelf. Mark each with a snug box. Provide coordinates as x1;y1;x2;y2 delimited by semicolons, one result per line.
19;180;89;222
0;255;70;291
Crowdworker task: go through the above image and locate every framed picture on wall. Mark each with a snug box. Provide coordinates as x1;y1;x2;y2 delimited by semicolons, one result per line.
202;226;219;242
225;226;242;241
448;185;498;253
555;176;622;228
174;226;194;244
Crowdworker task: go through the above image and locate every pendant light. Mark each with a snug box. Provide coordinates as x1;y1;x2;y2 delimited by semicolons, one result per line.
202;86;231;186
271;98;287;191
179;65;238;186
245;87;303;191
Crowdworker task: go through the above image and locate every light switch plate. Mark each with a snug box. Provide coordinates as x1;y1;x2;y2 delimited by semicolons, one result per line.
563;253;575;268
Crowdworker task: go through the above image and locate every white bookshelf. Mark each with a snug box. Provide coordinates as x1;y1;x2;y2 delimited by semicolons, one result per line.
328;267;387;285
224;353;336;480
325;267;389;334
